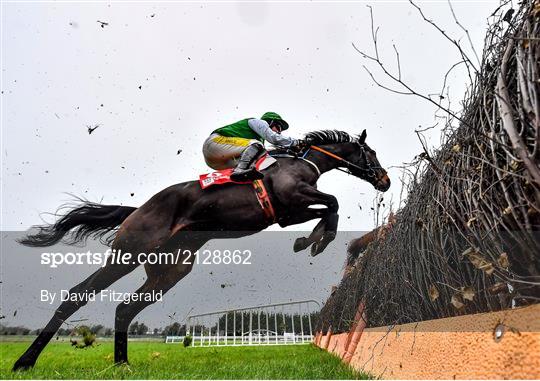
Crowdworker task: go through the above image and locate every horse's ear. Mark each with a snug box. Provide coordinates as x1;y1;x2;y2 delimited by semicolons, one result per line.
359;129;367;144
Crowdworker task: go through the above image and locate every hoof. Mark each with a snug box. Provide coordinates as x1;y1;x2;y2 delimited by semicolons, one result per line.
293;237;309;252
13;358;35;372
310;242;320;257
311;232;336;257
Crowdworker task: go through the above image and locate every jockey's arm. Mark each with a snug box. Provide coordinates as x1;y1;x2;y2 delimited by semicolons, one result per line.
247;118;298;148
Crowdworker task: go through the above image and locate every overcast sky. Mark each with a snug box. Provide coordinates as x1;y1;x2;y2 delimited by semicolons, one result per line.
1;1;499;329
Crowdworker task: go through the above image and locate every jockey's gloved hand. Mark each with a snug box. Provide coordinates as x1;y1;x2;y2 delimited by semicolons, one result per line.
289;139;307;153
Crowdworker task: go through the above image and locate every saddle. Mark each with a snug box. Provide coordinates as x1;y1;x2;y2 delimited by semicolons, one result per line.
199;154;278;223
199;154;277;189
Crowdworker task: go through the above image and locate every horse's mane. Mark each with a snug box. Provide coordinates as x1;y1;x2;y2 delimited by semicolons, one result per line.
268;130;358;156
304;130;356;145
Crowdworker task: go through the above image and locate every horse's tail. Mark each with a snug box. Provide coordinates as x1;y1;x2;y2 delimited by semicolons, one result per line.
18;200;137;247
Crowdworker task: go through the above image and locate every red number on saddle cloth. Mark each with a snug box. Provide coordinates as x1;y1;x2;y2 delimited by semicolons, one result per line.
199;169;242;189
198;154;276;190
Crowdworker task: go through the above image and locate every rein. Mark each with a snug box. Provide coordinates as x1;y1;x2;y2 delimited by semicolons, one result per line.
272;142;381;180
307;145;380;180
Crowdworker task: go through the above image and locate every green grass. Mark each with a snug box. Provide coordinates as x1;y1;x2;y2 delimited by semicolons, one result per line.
0;341;368;379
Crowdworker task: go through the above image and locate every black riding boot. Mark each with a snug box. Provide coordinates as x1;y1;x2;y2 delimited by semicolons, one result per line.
230;144;265;182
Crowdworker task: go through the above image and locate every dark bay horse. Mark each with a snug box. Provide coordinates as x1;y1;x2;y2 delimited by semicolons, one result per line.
13;129;390;371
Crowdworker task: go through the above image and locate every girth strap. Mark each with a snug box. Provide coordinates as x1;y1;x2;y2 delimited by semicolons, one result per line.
252;179;275;223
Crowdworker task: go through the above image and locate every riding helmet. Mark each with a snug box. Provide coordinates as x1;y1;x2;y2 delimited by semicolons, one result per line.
261;112;289;131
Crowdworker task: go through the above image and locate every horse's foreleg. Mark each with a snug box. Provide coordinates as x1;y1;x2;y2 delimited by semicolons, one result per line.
298;187;339;256
293;215;328;252
288;185;339;254
113;265;192;364
311;213;339;256
13;262;139;371
294;213;338;256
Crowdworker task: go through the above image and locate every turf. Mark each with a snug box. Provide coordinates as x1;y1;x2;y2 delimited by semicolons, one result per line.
0;341;368;379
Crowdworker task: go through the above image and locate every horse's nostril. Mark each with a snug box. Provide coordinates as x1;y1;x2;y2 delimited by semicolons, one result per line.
377;177;391;192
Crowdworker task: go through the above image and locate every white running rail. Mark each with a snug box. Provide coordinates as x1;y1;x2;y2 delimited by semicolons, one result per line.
164;335;184;343
181;299;320;347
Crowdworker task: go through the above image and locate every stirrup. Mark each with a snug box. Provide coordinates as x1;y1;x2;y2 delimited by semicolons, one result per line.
230;168;264;182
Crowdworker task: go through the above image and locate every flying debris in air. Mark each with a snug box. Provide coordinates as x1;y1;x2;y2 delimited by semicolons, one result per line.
97;20;109;28
87;124;100;134
69;318;89;323
177;149;182;155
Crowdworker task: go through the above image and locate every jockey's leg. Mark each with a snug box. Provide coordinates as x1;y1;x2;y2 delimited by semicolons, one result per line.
202;133;238;170
202;133;259;171
230;142;265;182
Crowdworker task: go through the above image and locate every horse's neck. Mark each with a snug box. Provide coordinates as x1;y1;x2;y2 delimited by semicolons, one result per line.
305;143;350;174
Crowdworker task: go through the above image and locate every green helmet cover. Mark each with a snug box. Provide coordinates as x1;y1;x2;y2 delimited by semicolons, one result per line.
261;111;289;130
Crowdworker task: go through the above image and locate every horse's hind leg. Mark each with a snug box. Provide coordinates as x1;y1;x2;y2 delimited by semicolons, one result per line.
114;263;194;364
113;233;205;364
13;262;139;371
14;182;191;371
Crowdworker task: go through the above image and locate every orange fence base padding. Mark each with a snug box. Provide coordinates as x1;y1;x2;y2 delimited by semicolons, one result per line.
315;304;540;380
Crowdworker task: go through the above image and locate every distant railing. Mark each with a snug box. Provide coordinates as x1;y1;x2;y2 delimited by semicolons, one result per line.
164;335;184;343
169;300;320;347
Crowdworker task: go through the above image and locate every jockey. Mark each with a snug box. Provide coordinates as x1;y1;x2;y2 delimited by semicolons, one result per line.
203;112;302;181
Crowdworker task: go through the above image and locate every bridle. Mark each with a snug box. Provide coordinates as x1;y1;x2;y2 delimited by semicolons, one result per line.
305;143;382;181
